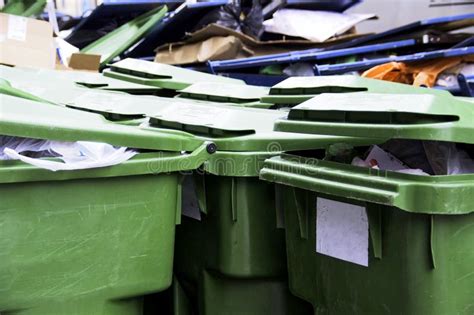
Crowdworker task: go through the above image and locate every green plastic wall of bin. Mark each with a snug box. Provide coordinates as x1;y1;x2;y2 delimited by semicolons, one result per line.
103;58;245;91
143;276;194;315
259;92;474;314
172;175;314;315
144;101;376;315
261;75;450;106
1;0;46;16
0;65;167;95
65;94;375;315
178;82;273;108
80;6;168;67
0;94;214;315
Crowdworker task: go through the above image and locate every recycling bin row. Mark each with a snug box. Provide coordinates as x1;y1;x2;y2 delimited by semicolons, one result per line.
1;62;474;315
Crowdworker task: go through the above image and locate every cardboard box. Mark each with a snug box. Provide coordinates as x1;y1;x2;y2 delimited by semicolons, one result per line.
0;13;56;69
68;53;101;71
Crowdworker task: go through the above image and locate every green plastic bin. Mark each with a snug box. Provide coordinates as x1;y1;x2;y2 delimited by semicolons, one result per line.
261;75;450;107
103;58;244;91
1;0;46;16
65;93;377;315
259;92;474;315
0;94;213;315
80;6;168;68
143;102;376;314
178;82;273;108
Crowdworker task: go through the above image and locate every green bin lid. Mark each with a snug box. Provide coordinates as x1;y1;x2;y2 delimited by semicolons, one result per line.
0;94;203;152
66;91;280;137
80;6;168;67
0;75;134;108
144;102;377;152
60;89;374;152
0;65;164;95
65;91;202;120
179;82;270;104
275;92;474;144
105;58;245;90
261;75;449;106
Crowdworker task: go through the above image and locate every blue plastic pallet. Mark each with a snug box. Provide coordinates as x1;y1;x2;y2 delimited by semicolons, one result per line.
313;47;474;75
207;13;474;72
458;74;474;97
208;39;416;72
327;12;474;50
285;0;361;11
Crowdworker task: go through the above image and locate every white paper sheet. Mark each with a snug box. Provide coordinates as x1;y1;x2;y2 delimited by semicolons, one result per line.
7;15;28;41
264;9;375;42
316;197;369;267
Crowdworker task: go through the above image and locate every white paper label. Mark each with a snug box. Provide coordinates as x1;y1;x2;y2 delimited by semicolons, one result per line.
181;176;201;221
316;198;368;267
7;15;27;41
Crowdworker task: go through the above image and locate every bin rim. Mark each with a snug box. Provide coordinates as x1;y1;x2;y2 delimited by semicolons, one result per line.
260;154;474;215
0;143;213;183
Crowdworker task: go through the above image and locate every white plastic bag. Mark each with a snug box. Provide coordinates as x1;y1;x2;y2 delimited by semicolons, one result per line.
1;136;137;171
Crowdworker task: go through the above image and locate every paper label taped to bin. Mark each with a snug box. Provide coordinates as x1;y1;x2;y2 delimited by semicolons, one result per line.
8;15;27;41
316;198;368;267
181;175;201;221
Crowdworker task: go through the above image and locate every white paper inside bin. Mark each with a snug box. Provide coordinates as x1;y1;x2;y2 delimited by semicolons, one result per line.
316;197;369;267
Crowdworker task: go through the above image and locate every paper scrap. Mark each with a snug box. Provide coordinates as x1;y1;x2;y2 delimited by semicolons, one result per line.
264;9;375;42
316;197;369;267
7;15;27;41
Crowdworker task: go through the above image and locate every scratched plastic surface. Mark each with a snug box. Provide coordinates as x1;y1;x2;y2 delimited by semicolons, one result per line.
0;173;179;315
0;95;210;315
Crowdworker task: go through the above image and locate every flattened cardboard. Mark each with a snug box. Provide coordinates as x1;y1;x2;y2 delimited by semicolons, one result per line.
68;53;101;72
155;24;365;65
0;13;55;69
